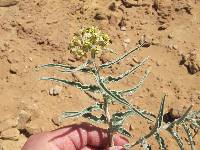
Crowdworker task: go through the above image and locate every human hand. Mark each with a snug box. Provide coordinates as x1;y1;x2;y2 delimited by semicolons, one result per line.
22;123;128;150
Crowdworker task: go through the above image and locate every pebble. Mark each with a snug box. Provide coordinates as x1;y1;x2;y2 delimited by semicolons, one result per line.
9;65;18;74
49;86;62;96
123;38;130;48
120;26;126;31
0;0;18;7
17;110;31;130
25;122;42;135
0;128;20;141
52;116;62;126
94;12;107;20
108;15;118;26
129;124;134;131
109;2;116;11
0;118;18;132
139;35;152;47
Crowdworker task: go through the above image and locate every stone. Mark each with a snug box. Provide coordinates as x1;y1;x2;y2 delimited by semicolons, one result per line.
118;17;126;31
108;15;118;26
138;35;152;47
9;65;18;74
129;124;134;131
109;2;116;11
181;49;200;74
49;86;62;96
94;12;107;20
52;116;62;126
0;128;20;141
120;26;126;31
0;118;18;132
0;0;18;7
17;110;31;130
25;122;42;135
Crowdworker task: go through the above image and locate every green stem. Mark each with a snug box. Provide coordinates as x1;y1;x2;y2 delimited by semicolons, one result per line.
104;98;114;147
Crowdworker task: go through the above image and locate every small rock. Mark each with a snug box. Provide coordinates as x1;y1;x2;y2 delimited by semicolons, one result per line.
49;86;62;96
168;33;174;39
119;17;126;31
172;45;178;50
17;110;31;130
158;24;168;30
120;26;126;31
109;2;116;11
181;49;200;74
52;116;62;126
152;38;160;45
25;122;42;135
0;128;20;141
94;12;107;20
108;15;118;26
129;124;134;131
123;38;131;48
139;35;152;47
9;65;18;74
124;38;130;44
0;0;18;7
0;118;18;132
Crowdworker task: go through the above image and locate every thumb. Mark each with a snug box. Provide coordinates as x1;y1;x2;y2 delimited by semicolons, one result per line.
106;146;124;150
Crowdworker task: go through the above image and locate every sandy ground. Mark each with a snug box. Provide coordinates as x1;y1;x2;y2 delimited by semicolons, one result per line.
0;0;200;149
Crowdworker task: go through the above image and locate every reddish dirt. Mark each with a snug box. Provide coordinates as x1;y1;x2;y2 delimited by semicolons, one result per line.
0;0;200;149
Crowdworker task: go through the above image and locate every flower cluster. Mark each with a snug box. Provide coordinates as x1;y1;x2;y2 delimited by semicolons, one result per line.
68;26;110;59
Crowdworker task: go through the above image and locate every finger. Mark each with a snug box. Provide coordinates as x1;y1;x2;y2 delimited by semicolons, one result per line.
113;134;128;146
106;146;124;150
49;123;108;148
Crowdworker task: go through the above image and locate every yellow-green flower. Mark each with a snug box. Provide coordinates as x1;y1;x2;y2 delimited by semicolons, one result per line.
68;26;110;59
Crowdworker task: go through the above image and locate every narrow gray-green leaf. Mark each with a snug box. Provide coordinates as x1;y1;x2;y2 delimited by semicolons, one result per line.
112;110;135;126
99;43;144;69
103;57;148;83
140;137;151;150
118;70;149;95
62;103;104;119
156;95;166;129
167;128;184;150
41;77;101;93
154;133;167;150
182;123;195;150
116;127;132;138
82;113;107;123
40;60;93;73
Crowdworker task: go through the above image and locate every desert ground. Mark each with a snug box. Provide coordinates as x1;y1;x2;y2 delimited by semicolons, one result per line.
0;0;200;149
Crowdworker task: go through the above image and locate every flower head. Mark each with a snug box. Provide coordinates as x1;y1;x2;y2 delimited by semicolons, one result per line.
68;26;110;59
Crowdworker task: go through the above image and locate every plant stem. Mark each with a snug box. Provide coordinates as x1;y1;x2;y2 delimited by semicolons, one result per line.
104;98;114;147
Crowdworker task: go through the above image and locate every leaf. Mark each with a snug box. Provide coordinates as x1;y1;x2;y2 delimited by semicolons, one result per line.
167;128;184;150
82;113;107;123
112;110;135;126
140;137;151;150
156;96;166;129
62;103;104;119
182;123;195;150
187;119;200;129
116;127;132;138
39;63;75;70
40;77;101;93
40;60;94;73
103;57;148;83
99;43;144;69
154;133;167;150
118;70;149;95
